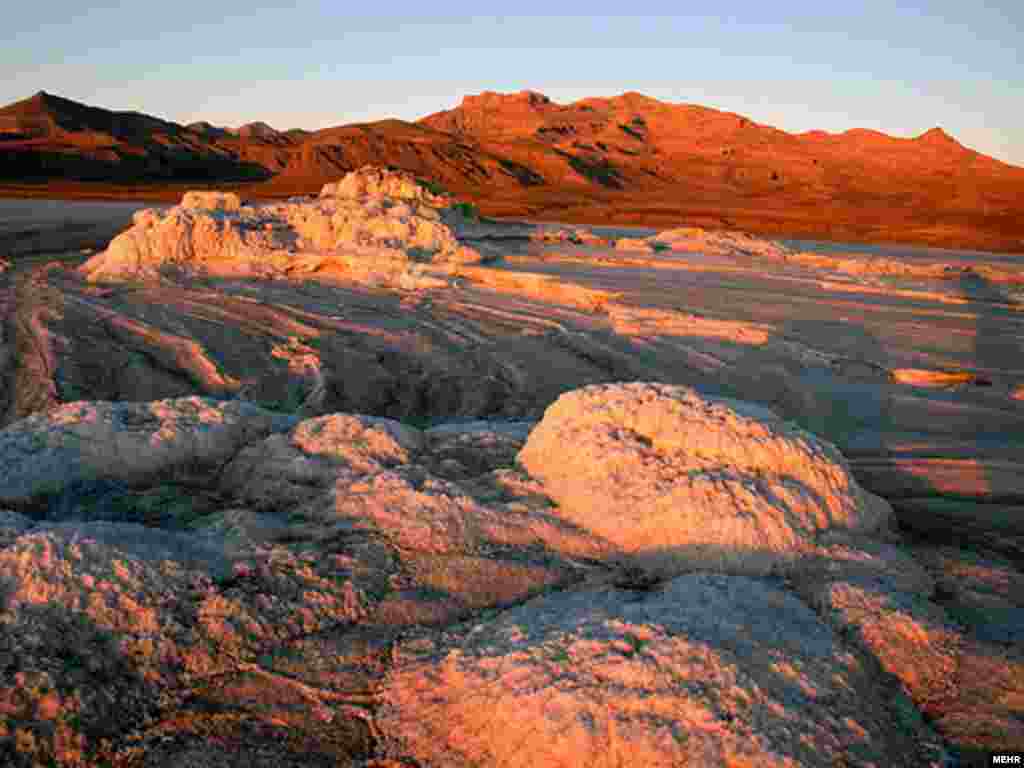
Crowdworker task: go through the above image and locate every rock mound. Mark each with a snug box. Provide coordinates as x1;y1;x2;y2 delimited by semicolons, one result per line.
518;382;889;576
78;166;484;285
380;574;928;767
613;227;793;258
0;388;979;766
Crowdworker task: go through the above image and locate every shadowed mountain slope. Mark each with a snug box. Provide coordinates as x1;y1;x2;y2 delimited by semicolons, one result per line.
0;91;293;181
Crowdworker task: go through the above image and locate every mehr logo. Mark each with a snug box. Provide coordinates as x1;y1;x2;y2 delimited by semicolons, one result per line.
990;754;1023;765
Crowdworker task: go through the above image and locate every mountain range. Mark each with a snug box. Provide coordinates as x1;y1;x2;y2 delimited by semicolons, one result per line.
2;89;1023;251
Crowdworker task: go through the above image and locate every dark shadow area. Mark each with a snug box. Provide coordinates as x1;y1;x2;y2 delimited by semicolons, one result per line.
553;148;624;189
497;156;546;186
957;271;1023;392
0;147;273;183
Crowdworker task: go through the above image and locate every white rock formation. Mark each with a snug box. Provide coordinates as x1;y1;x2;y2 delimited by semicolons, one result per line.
518;382;890;577
78;167;484;285
651;227;794;258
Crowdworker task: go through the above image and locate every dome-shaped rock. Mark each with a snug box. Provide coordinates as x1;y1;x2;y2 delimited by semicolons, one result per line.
517;382;889;577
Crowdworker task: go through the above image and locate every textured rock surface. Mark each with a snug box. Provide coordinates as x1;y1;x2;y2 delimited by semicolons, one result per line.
614;236;653;252
319;165;448;207
379;574;931;768
518;382;890;577
532;226;609;246
906;544;1024;760
0;397;295;507
791;532;961;714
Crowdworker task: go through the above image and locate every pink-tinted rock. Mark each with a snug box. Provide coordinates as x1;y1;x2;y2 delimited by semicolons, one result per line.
791;532;960;714
532;226;608;246
320;165;448;208
0;406;581;765
380;573;932;768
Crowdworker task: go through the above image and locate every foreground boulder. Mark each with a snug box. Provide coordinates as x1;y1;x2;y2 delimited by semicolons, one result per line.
518;382;890;576
77;167;484;285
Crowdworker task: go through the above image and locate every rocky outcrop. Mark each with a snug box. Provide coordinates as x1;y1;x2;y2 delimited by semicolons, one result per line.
4;179;1023;765
791;532;961;714
614;236;653;252
319;165;448;207
77;167;484;286
0;380;1011;765
518;383;889;577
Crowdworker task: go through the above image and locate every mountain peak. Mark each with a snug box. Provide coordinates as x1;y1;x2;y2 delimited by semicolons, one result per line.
23;90;60;110
460;90;552;109
235;121;280;139
917;126;960;147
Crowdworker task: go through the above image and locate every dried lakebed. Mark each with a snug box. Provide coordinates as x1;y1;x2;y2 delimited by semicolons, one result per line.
0;168;1022;766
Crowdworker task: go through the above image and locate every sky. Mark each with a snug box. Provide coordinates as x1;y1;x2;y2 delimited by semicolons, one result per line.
3;3;1022;166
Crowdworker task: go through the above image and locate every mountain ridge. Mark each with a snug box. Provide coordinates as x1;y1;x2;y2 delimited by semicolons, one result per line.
2;89;1023;252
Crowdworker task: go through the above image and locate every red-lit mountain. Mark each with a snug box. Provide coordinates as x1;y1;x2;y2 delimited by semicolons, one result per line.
2;89;1023;251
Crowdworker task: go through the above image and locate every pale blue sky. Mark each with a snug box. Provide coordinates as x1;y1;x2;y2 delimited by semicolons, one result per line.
3;4;1021;166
